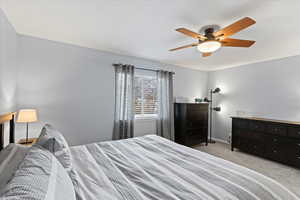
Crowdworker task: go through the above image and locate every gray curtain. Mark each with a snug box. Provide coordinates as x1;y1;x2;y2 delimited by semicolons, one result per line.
112;64;135;140
156;70;174;140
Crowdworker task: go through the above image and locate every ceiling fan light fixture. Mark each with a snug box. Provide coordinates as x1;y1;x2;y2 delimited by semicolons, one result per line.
197;41;221;53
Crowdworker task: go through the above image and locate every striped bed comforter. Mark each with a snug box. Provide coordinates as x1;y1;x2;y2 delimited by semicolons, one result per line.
70;135;299;200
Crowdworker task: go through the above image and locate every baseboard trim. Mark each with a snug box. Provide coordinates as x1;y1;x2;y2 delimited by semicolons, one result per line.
211;137;229;144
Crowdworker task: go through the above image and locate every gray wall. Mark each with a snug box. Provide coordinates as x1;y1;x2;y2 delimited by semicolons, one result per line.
0;9;17;115
208;55;300;142
17;35;208;145
4;15;300;145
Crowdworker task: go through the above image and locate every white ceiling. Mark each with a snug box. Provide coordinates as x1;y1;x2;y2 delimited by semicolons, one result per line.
1;0;300;71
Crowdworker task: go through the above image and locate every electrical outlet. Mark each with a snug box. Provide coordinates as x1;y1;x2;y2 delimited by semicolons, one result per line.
228;135;232;144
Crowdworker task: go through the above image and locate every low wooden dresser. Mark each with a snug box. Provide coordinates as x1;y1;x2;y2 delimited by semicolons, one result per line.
174;103;208;146
232;117;300;168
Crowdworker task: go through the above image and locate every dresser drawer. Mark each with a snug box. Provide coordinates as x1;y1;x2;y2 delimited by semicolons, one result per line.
233;129;262;140
265;135;285;147
232;136;243;148
233;119;248;129
289;151;300;168
265;147;285;162
233;137;264;154
184;132;204;146
186;105;208;120
233;128;244;137
289;141;300;154
266;124;286;136
293;156;300;168
186;120;207;129
249;121;265;132
248;140;265;156
288;127;300;139
186;129;207;140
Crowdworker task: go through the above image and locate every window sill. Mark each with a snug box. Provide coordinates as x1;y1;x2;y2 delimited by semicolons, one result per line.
135;115;158;121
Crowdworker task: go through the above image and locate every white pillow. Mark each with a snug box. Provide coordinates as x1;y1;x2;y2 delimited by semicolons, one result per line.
0;145;76;200
37;124;72;171
36;124;81;198
0;144;29;193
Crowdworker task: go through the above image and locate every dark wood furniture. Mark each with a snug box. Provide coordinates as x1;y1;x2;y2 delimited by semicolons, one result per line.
232;117;300;168
174;103;208;146
0;112;16;151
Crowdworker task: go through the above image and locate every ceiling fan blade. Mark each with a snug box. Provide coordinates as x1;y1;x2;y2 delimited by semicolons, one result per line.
202;52;212;57
221;38;255;47
176;28;206;40
169;43;198;51
213;17;256;39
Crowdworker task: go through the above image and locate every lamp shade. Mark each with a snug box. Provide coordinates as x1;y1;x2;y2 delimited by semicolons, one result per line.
197;41;221;53
17;109;38;123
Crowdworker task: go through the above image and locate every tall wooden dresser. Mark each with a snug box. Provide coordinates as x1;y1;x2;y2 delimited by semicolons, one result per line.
174;103;209;146
232;117;300;169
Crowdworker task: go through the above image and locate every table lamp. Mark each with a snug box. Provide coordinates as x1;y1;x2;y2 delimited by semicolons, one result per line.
17;109;38;144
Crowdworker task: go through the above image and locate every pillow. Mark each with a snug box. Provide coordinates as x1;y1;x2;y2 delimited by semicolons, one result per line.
37;124;72;172
0;144;29;193
36;124;81;198
0;145;76;200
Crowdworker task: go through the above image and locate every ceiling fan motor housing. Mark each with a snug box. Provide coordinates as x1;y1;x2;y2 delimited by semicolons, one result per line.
204;28;215;40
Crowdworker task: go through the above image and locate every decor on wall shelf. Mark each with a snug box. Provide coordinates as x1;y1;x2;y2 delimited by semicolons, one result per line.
208;88;221;144
17;109;38;144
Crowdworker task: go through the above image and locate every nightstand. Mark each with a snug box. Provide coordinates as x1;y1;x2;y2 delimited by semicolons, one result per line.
17;138;38;146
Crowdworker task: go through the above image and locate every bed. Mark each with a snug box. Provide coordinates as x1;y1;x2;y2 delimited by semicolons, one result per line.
70;135;299;200
0;113;299;200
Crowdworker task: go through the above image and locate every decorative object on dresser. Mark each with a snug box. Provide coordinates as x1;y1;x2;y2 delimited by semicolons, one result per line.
194;98;203;103
174;103;208;146
16;109;38;144
232;116;300;168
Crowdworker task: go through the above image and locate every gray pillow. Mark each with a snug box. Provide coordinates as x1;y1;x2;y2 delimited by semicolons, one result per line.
0;144;29;194
0;145;76;200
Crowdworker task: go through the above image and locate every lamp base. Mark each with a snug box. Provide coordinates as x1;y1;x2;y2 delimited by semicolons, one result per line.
208;139;216;144
18;138;37;145
19;141;32;145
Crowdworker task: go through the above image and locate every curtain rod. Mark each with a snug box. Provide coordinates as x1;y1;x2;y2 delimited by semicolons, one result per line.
113;63;175;74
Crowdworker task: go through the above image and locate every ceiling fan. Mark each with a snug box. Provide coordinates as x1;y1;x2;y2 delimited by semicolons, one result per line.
169;17;256;57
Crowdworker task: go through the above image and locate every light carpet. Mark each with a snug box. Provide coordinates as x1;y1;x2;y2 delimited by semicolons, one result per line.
194;142;300;198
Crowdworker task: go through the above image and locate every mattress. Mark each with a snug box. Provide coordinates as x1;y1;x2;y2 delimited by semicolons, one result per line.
70;135;299;200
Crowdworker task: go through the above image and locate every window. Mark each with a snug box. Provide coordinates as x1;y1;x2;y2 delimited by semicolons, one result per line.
134;75;158;118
